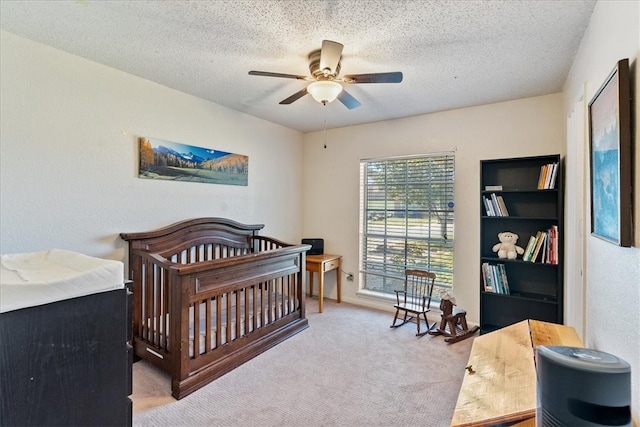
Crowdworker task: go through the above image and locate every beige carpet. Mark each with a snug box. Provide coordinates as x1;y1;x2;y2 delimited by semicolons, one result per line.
132;297;474;427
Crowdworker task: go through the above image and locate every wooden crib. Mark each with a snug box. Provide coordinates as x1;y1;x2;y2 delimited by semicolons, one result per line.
120;217;310;399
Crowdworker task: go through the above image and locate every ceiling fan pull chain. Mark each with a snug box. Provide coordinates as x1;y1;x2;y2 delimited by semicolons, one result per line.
323;107;327;149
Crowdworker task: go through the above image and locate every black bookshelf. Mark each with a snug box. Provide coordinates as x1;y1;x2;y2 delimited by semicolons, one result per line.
480;155;563;334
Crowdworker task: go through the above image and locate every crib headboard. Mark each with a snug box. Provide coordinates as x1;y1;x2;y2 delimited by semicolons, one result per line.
120;217;264;255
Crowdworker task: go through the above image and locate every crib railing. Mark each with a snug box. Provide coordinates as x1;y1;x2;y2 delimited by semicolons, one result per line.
130;237;284;354
188;269;300;357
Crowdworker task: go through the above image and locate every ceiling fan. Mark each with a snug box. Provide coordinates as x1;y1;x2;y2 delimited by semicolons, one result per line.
248;40;403;109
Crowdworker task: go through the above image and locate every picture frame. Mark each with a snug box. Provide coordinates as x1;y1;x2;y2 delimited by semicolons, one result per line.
138;137;248;186
588;58;632;247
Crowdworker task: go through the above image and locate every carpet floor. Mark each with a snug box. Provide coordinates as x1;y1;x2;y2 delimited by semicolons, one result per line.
131;297;474;427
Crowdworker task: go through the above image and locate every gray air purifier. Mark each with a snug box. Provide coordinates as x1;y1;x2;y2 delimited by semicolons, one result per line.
536;346;631;426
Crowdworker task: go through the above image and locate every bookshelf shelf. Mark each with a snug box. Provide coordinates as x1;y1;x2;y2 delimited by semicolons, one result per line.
481;216;559;221
480;155;563;334
481;291;558;303
480;256;560;266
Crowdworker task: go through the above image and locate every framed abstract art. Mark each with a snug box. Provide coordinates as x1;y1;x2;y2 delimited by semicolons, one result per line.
588;58;632;247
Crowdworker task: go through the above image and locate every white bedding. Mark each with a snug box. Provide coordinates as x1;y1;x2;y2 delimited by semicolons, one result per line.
0;249;124;313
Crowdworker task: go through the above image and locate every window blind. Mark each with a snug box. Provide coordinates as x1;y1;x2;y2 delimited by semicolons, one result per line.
359;153;455;296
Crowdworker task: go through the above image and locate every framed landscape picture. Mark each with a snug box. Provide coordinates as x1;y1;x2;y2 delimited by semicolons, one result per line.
588;58;632;247
138;137;248;186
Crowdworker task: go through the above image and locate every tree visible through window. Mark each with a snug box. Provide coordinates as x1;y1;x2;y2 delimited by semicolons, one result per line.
359;153;455;297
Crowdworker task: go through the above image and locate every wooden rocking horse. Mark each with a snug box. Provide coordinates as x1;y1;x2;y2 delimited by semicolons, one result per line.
429;292;479;343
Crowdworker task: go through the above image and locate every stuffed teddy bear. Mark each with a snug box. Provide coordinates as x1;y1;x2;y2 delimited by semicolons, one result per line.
492;231;525;259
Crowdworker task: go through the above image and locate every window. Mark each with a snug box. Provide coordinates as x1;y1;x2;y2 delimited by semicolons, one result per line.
359;153;455;297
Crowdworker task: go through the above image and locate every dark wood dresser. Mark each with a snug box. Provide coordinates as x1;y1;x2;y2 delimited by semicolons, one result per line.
0;283;133;426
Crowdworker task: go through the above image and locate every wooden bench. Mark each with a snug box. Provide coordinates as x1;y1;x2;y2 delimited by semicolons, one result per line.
450;319;583;427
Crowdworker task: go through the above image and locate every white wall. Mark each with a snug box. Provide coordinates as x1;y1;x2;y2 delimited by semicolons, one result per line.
302;93;564;322
563;1;640;421
0;31;304;264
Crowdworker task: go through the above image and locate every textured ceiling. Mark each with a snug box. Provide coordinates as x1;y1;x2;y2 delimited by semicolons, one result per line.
0;0;596;133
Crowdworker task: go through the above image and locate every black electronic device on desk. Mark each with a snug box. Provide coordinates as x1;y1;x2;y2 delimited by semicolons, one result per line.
302;238;324;255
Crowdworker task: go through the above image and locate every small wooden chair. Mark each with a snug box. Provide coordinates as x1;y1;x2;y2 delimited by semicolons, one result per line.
390;269;436;336
429;296;479;343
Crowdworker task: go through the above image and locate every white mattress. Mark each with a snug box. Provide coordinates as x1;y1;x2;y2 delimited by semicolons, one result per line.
0;249;124;313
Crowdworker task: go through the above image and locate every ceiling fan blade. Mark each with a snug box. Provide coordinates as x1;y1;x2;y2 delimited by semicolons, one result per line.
249;70;309;80
279;87;308;105
342;72;403;84
337;89;361;109
319;40;343;74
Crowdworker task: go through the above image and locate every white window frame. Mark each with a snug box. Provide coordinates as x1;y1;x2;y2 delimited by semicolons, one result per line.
359;153;455;299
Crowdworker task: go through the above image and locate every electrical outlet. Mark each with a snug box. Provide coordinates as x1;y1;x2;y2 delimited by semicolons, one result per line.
347;273;354;281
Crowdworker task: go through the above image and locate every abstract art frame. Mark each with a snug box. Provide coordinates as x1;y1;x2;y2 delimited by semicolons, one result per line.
138;137;248;186
588;58;632;247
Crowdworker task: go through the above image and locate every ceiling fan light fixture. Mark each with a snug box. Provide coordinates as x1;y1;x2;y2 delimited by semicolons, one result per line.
307;80;342;105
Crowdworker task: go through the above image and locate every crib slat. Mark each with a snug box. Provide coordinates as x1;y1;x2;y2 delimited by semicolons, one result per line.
225;293;232;344
154;267;162;346
215;297;222;348
251;285;258;332
287;276;292;313
268;280;274;324
278;277;283;317
275;278;281;320
193;301;200;358
283;277;288;316
160;267;169;350
260;282;266;326
292;275;297;312
244;286;250;335
139;260;147;340
280;276;286;316
234;290;241;339
205;299;212;353
144;259;154;342
283;276;289;316
284;275;291;315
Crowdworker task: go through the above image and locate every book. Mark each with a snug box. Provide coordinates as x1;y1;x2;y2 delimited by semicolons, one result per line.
496;195;509;216
549;162;558;189
498;264;510;294
547;228;554;264
550;225;559;265
545;226;559;265
485;185;503;191
530;231;546;263
522;235;537;261
487;195;500;216
482;263;494;292
538;164;548;189
537;162;559;190
491;264;503;294
485;193;508;216
481;263;489;291
536;163;561;189
482;195;492;216
490;193;502;216
543;164;552;189
482;195;491;216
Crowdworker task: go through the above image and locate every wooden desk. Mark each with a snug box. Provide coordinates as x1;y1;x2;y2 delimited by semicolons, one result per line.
450;319;583;427
305;254;341;313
